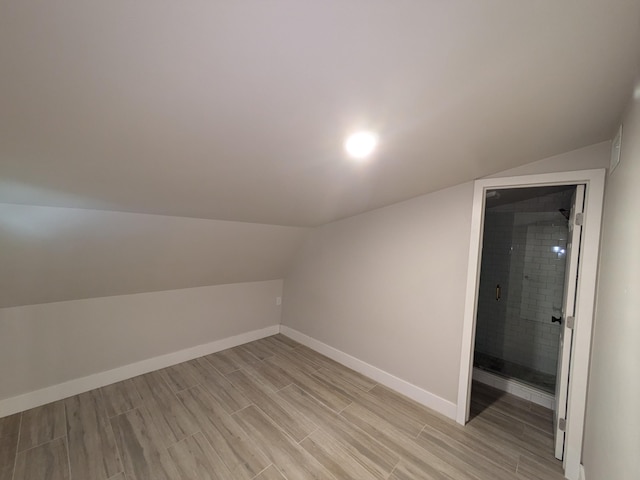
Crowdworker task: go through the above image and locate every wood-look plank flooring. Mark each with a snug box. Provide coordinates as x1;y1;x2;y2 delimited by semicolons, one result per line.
0;335;566;480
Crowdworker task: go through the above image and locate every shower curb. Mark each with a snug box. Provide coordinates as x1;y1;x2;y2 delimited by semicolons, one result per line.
472;367;554;409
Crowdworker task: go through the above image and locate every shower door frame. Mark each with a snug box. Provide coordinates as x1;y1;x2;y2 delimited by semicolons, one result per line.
456;168;605;480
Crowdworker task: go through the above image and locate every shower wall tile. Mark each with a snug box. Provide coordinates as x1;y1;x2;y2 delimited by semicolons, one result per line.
517;224;567;325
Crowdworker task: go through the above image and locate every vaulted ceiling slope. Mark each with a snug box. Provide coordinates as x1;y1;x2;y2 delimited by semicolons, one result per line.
0;204;308;307
1;1;639;227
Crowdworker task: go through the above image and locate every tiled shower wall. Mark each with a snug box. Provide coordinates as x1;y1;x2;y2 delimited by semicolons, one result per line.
475;191;570;377
512;223;567;324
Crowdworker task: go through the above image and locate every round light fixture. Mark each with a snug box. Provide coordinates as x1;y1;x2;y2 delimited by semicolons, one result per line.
344;131;377;159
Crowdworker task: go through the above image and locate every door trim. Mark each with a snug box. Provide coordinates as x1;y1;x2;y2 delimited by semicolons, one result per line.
555;184;585;460
456;169;606;480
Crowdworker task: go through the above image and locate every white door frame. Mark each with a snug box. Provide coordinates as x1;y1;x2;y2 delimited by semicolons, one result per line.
456;168;605;480
554;184;585;460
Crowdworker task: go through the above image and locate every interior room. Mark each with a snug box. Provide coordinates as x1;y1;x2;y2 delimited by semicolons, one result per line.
1;2;638;480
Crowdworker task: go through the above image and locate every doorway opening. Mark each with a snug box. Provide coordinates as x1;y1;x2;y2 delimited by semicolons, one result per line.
470;183;582;473
473;185;576;403
456;169;606;480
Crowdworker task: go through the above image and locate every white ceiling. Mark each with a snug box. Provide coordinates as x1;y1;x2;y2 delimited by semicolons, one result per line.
1;0;639;227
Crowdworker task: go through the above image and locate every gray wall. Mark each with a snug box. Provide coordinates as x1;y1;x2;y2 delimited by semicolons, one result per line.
583;92;640;478
282;183;474;403
0;280;283;402
0;203;307;404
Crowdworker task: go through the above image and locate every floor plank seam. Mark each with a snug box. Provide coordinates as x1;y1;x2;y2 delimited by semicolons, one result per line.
386;457;400;479
335;400;353;415
250;463;273;479
274;383;294;393
203;355;236;376
64;435;73;480
230;401;256;415
16;432;67;455
108;418;125;480
295;426;318;446
61;402;71;480
10;413;23;480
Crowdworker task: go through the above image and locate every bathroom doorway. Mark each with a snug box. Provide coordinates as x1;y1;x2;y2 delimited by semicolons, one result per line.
472;185;576;401
471;183;584;462
456;169;605;480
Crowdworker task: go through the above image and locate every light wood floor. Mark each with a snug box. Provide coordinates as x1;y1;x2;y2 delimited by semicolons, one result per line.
0;334;566;480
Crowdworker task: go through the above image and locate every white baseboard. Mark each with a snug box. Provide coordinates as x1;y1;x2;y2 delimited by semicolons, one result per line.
0;324;280;418
280;326;457;420
472;368;555;409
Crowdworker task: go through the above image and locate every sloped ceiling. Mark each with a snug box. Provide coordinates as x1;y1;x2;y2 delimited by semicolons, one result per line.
0;204;308;307
1;0;639;227
1;1;639;308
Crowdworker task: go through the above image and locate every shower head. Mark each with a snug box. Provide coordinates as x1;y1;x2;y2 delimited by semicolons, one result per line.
559;208;570;220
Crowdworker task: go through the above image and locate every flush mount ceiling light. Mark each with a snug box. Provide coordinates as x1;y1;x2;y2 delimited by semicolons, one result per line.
344;131;378;159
